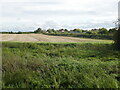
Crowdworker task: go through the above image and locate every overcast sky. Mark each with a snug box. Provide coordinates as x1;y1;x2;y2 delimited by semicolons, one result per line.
0;0;119;31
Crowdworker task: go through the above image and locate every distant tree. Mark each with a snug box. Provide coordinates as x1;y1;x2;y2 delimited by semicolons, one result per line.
58;29;65;33
91;29;99;34
17;31;22;34
73;29;82;33
34;28;43;33
98;28;108;34
86;31;92;34
47;29;56;33
81;30;87;33
64;29;68;32
9;31;14;34
108;28;117;34
91;29;98;32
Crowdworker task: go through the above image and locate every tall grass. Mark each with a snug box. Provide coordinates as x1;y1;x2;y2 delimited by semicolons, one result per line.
2;42;120;88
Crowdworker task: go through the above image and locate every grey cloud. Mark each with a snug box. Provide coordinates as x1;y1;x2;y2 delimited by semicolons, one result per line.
2;0;62;6
1;0;62;3
29;1;62;5
23;10;98;16
0;20;115;32
1;23;37;32
40;20;65;30
1;0;118;31
39;20;115;30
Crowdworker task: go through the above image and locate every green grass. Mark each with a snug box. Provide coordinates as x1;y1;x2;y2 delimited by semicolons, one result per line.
2;42;120;88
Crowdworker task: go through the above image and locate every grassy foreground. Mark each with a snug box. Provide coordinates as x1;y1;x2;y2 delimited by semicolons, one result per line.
2;42;120;88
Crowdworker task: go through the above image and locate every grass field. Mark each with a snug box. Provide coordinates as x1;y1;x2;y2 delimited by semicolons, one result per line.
2;41;120;88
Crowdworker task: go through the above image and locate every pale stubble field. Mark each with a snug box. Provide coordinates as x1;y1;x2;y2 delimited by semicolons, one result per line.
0;34;112;43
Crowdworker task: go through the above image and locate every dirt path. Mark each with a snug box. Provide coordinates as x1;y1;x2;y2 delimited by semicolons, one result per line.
0;34;111;43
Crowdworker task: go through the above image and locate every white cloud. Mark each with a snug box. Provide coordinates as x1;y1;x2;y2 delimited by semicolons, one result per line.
0;0;119;31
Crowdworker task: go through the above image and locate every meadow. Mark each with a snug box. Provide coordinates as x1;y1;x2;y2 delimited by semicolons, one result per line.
2;41;120;88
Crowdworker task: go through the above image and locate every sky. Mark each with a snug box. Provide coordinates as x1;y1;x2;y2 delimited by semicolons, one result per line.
0;0;119;32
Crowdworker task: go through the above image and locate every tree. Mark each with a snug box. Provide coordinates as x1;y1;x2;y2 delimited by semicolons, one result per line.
47;29;55;33
34;28;43;33
9;31;14;34
86;31;92;34
73;29;82;33
64;29;68;32
108;28;117;34
98;28;108;34
17;31;22;34
91;29;98;34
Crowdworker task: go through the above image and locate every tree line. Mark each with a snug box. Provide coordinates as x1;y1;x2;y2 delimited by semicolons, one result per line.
33;28;117;35
34;28;116;40
1;28;117;35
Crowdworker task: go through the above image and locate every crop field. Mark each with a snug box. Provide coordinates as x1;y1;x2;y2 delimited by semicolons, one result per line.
0;34;112;43
1;41;120;88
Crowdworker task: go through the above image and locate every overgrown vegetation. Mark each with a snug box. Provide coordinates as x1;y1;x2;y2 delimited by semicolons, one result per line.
2;42;120;88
